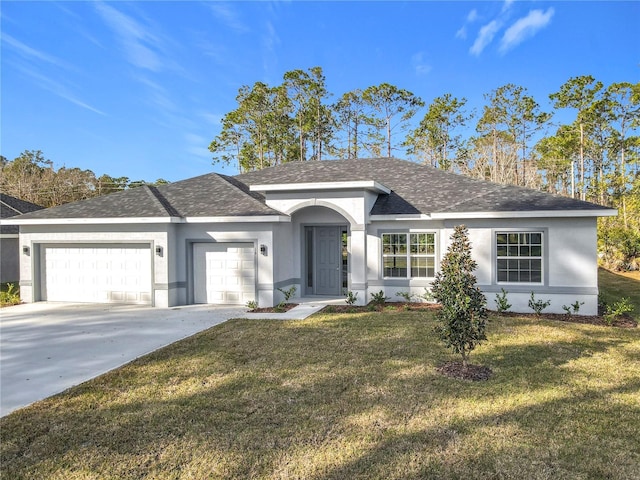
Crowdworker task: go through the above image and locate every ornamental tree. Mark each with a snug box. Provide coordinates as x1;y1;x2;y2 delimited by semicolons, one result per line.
431;225;487;368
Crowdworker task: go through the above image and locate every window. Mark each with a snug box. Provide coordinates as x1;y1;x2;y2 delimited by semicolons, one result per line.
383;233;435;278
496;232;542;283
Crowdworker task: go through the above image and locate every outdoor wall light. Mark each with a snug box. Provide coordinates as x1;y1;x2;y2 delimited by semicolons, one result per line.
155;246;163;256
260;244;267;256
22;245;30;255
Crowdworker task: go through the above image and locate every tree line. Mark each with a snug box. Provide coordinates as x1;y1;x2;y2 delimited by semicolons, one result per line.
0;150;168;208
210;68;639;270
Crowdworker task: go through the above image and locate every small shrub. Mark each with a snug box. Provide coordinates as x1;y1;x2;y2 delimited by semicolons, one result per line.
369;290;389;307
274;301;287;313
528;292;551;316
604;297;634;325
396;291;414;302
420;288;434;302
495;288;511;313
562;300;585;316
277;286;297;302
0;283;20;306
246;300;258;310
345;291;359;305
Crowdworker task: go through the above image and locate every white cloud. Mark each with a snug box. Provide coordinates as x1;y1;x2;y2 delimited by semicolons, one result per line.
411;52;432;76
501;0;515;14
208;3;248;33
94;2;164;71
456;9;478;40
2;33;71;69
499;8;555;53
13;63;105;115
470;20;501;56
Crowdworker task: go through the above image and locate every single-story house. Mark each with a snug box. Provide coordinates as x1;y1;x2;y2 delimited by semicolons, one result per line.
0;194;44;283
3;157;616;315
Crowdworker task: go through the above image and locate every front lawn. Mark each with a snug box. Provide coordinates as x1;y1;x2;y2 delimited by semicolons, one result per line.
2;310;639;479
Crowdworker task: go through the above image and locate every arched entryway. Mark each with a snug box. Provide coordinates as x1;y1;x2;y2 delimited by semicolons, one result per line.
290;205;352;297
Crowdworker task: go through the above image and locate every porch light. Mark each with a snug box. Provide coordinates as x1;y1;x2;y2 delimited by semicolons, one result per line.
22;245;30;255
260;244;267;256
155;246;163;256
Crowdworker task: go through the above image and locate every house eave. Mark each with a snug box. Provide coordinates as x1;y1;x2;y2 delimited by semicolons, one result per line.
370;214;432;221
2;217;183;225
429;209;618;219
250;180;391;194
184;215;291;223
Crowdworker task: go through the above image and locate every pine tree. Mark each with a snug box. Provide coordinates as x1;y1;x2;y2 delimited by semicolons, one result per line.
431;225;488;368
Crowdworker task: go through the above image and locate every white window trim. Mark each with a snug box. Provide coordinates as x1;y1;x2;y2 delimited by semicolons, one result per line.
495;230;544;285
382;232;437;280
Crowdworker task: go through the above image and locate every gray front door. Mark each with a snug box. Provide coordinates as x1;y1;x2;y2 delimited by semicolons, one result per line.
315;226;342;295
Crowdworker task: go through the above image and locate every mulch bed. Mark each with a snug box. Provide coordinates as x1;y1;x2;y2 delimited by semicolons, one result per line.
436;361;493;381
321;302;441;314
248;303;299;313
248;301;637;329
494;311;638;329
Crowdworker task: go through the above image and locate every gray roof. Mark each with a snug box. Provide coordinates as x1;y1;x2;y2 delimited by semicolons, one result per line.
9;158;611;222
0;194;43;234
236;157;612;214
12;173;280;221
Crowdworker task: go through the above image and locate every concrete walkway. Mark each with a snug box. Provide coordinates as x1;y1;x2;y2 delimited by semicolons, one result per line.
0;300;330;417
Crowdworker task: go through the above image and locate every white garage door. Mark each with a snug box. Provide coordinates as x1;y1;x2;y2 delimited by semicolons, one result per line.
41;244;152;304
193;243;255;305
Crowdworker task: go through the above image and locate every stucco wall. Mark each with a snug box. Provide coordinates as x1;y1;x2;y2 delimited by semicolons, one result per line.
173;222;276;307
365;217;600;315
18;224;171;307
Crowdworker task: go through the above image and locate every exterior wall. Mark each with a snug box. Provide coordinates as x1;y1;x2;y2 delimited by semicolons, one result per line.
265;190;372;304
366;219;445;303
172;222;277;308
15;209;600;315
0;237;19;283
18;224;171;307
289;206;350;299
364;217;600;315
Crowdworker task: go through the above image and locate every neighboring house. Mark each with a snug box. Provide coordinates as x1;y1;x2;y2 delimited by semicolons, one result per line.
3;158;616;314
0;194;44;284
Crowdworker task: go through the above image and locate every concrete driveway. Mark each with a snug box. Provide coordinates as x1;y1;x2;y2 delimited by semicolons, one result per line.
0;302;247;417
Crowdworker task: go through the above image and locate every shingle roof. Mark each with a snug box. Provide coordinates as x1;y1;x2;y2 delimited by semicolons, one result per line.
7;158;612;222
235;157;612;214
12;173;281;221
0;194;44;234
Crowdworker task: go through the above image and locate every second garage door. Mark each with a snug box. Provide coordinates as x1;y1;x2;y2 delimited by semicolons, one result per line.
41;244;152;304
193;243;255;305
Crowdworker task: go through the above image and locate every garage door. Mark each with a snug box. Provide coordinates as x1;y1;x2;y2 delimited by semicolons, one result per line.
41;244;152;304
193;243;255;305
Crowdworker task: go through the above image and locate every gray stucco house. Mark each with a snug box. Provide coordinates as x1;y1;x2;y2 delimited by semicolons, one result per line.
0;194;43;283
4;158;616;314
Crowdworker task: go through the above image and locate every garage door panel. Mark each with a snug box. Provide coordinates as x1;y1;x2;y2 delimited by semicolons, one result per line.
193;243;256;305
42;245;152;305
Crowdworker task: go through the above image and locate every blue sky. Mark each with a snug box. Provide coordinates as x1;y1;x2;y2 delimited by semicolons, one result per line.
2;1;638;182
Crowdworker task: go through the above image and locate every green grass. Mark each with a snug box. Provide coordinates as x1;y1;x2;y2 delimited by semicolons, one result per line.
2;310;639;479
599;267;640;321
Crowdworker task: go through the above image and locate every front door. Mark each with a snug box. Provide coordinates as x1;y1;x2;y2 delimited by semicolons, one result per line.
315;226;341;295
305;226;347;296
